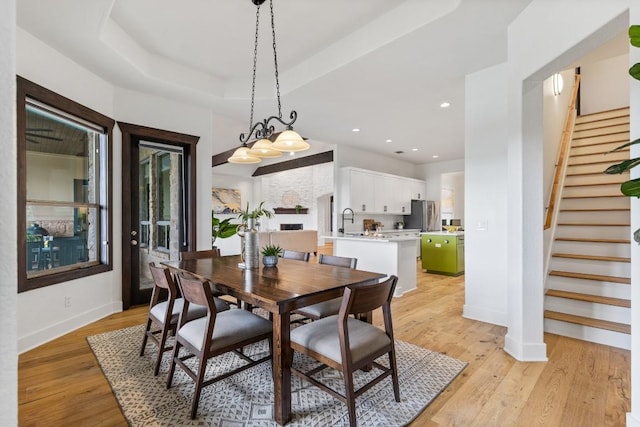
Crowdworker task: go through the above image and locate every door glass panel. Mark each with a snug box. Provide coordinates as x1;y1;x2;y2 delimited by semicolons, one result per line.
138;145;183;290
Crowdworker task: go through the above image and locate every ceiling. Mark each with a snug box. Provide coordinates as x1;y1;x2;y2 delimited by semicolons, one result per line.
18;0;549;167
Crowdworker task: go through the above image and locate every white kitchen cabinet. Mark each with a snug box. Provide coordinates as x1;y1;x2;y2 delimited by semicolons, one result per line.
348;168;375;213
341;167;423;215
409;179;427;200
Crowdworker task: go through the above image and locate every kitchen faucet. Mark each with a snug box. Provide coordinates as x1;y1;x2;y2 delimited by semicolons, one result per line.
339;207;355;233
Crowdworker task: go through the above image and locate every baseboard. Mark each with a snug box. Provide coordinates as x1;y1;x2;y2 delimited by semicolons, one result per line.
18;301;123;353
462;304;508;326
627;412;640;427
504;334;548;362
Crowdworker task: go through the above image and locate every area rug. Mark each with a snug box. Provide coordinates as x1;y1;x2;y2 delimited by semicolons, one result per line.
87;323;466;426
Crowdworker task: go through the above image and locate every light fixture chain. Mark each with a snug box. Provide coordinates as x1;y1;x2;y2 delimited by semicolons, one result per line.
269;0;282;118
248;3;261;134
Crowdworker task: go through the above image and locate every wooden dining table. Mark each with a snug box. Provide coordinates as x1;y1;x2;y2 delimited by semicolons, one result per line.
162;254;386;425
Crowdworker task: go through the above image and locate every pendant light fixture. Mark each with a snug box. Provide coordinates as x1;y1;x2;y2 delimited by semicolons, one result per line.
228;0;309;164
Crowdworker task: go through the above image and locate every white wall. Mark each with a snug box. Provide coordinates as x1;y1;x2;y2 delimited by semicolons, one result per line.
628;6;640;426
0;0;17;422
581;54;631;114
464;62;509;326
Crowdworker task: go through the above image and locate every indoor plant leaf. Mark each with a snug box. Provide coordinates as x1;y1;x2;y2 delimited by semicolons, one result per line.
630;25;640;48
620;178;640;198
630;63;640;80
603;157;640;174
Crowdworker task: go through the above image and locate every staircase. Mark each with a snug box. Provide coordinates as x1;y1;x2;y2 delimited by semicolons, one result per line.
544;107;631;350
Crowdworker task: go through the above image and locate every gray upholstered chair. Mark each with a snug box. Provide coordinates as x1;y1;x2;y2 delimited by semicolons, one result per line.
290;275;400;427
167;273;273;419
294;254;357;320
281;249;310;262
140;263;230;376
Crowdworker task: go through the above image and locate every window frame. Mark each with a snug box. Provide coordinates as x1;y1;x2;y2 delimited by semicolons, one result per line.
17;76;114;292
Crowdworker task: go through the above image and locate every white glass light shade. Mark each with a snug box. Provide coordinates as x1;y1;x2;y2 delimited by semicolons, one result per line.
272;129;309;152
227;146;261;164
552;73;563;96
247;138;283;158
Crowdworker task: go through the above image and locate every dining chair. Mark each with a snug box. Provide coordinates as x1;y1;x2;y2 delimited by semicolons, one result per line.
179;249;241;307
140;263;230;376
294;254;358;321
281;249;310;262
167;273;273;419
179;248;221;260
289;275;400;427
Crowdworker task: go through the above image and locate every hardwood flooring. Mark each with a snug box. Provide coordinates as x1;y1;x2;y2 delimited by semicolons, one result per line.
18;246;630;426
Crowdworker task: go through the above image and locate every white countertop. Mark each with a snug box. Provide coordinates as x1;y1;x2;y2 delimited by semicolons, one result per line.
322;234;420;243
420;231;464;236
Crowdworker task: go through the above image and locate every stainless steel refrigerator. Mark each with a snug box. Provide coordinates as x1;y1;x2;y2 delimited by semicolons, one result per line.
403;200;439;231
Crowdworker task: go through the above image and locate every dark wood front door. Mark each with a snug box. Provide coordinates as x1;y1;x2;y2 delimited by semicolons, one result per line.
119;122;199;309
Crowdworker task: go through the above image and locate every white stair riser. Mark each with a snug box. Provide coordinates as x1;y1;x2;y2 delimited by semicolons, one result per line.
563;173;628;186
546;275;630;299
555;225;630;240
569;150;628;165
575;109;629;123
557;210;629;224
571;132;629;147
572;124;629;138
552;240;630;258
567;162;623;175
573;116;630;131
562;185;624;198
544;319;630;350
570;141;628;156
545;296;630;324
560;196;629;210
549;257;630;277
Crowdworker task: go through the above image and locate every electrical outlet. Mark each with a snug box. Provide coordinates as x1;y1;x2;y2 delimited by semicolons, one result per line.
64;296;71;308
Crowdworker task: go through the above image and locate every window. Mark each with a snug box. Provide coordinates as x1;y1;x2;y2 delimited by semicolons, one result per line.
139;159;150;248
18;77;114;292
156;153;171;252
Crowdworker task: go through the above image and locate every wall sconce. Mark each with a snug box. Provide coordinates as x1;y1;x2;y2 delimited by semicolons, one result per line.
552;73;564;96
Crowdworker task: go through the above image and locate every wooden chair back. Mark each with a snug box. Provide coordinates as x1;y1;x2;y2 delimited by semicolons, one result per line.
179;248;221;260
340;275;397;318
282;249;310;262
319;254;357;269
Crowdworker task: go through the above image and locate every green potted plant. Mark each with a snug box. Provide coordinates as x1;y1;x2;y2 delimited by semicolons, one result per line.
211;212;237;249
604;25;640;243
261;244;283;267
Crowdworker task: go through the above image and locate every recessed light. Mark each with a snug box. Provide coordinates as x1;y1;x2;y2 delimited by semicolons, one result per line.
352;128;360;132
385;139;392;143
412;148;418;152
432;155;439;159
440;102;451;108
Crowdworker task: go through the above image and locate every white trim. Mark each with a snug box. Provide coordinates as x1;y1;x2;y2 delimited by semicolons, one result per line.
503;333;548;362
18;302;122;354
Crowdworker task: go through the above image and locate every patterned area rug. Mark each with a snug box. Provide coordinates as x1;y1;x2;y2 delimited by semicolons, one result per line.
87;322;466;426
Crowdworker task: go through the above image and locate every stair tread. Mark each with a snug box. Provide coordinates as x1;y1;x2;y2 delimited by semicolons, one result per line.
569;148;629;158
566;171;629;177
544;310;630;334
545;289;630;307
555;237;630;244
564;182;625;188
557;222;629;226
549;270;630;284
560;208;629;212
552;253;630;262
562;195;626;199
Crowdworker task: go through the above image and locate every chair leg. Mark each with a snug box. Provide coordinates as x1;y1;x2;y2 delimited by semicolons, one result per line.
166;341;181;389
153;326;170;376
389;350;401;402
140;319;152;357
190;355;208;419
342;369;357;427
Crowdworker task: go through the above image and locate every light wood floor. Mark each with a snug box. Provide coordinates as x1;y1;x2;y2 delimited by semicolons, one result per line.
18;245;630;426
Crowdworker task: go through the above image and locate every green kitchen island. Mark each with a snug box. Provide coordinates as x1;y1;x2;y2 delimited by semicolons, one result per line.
421;232;464;276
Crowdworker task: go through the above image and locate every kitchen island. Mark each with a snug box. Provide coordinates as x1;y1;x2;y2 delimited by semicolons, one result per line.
420;231;464;276
322;234;419;297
